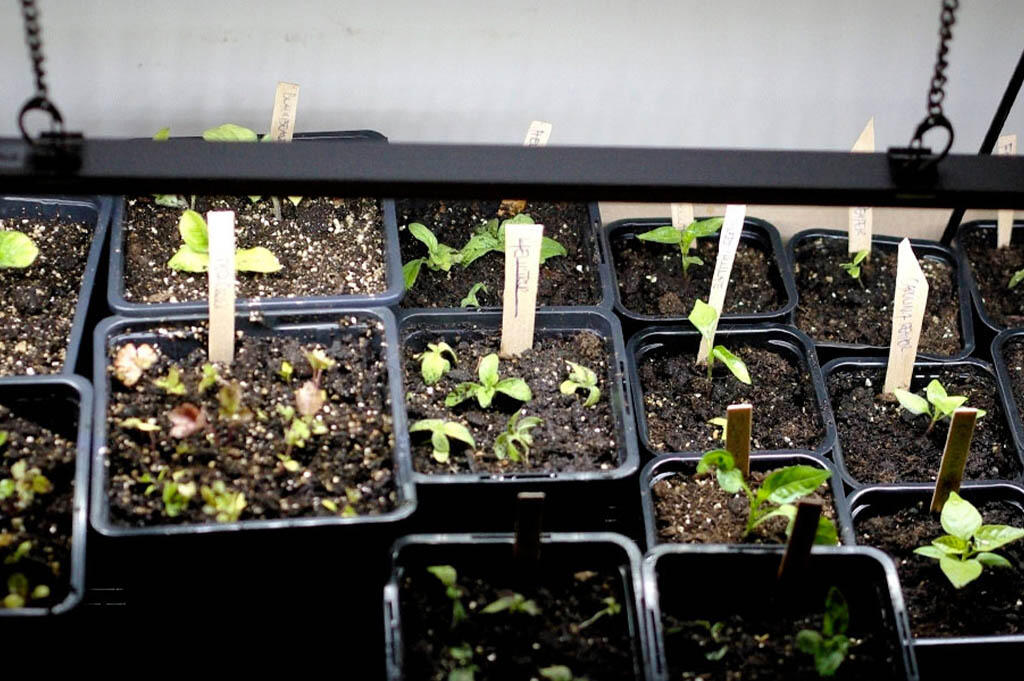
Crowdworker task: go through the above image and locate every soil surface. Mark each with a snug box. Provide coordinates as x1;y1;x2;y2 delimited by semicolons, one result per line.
793;237;962;355
397;199;601;307
1001;339;1024;427
0;212;92;375
639;345;825;453
0;403;77;610
857;497;1024;637
828;366;1020;485
105;319;397;526
122;195;387;303
400;562;638;681
611;232;783;316
653;467;839;545
403;329;619;474
961;229;1024;328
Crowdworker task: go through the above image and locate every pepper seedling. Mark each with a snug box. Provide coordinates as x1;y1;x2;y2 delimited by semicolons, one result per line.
494;412;543;462
460;282;487;308
416;342;457;386
839;249;868;287
893;379;986;436
559;361;601;407
0;230;39;269
913;490;1024;588
410;419;476;463
168;209;282;274
458;213;566;267
427;565;467;626
481;591;541;616
403;223;463;289
445;353;532;408
1009;268;1024;289
635;217;724;277
688;300;751;384
795;586;851;677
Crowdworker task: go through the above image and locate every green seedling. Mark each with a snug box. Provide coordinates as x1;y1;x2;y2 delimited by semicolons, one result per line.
281;379;329;458
578;596;621;630
458;213;566;267
217;381;252;421
427;565;467;626
1009;269;1024;289
914;490;1024;588
277;360;293;382
403;223;463;289
893;379;986;436
481;591;541;616
162;471;196;517
0;459;53;511
539;667;588;681
3;540;31;565
839;250;869;287
198;363;220;392
410;419;476;463
118;417;160;433
494;412;542;462
559;361;601;407
795;587;851;677
635;217;724;277
665;620;729;661
460;282;488;308
445;354;532;408
447;645;478;681
416;342;457;386
202;123;259;142
0;230;39;269
0;431;6;447
303;347;336;387
168;209;283;273
200;480;246;522
154;366;186;395
2;573;49;609
697;449;838;543
688;300;751;385
708;416;729;443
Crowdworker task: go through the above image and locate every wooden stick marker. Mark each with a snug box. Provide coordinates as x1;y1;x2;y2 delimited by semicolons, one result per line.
268;81;300;142
726;403;753;476
882;239;929;394
930;407;979;512
500;223;544;357
696;204;746;363
996;134;1017;248
777;499;823;582
848;117;875;254
500;120;553;216
207;211;236;364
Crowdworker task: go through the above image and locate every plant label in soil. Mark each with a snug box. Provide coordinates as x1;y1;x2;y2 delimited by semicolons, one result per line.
777;498;823;582
848;117;875;254
207;210;236;364
671;203;697;250
996;133;1017;248
882;239;928;394
726;403;753;476
500;120;553;215
268;81;300;142
931;407;979;512
697;204;746;363
500;222;544;357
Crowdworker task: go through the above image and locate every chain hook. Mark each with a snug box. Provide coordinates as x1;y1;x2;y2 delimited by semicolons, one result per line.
18;0;66;144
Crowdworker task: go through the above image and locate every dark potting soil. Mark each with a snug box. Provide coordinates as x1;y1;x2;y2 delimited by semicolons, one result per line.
1001;339;1024;427
793;237;961;355
400;564;638;681
611;234;782;316
122;195;387;303
0;404;76;610
403;330;619;474
828;366;1020;485
653;468;838;545
0;212;91;375
961;229;1024;328
105;319;396;526
857;498;1024;637
639;346;825;453
397;199;601;307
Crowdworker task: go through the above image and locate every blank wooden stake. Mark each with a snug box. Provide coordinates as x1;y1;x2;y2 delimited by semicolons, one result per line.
207;211;236;364
726;403;753;476
500;120;553;215
777;499;823;583
848;118;875;255
696;204;746;363
500;223;544;357
268;81;300;142
996;134;1017;248
514;491;545;567
930;407;979;512
882;239;929;394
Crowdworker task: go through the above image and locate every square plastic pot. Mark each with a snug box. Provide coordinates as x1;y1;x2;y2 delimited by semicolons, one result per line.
1;195;112;376
106;130;404;316
383;532;649;681
604;216;796;337
642;544;919;681
991;328;1024;461
955;219;1024;354
639;451;855;552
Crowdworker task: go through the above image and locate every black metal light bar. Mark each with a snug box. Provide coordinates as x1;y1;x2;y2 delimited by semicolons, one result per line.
1;137;1023;208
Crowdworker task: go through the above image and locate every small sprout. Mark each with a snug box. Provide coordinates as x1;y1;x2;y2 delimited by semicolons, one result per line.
539;667;578;681
217;381;247;420
162;475;196;517
167;403;208;439
0;230;40;269
427;565;467;626
448;645;478;681
559;361;601;407
494;412;542;463
893;379;986;436
2;573;48;609
276;404;296;421
341;504;358;518
278;360;294;382
285;418;312;450
913;491;1024;588
460;282;488;308
118;417;161;433
459;213;566;267
635;217;723;277
113;343;158;387
202;123;259;142
1009;269;1024;289
481;591;541;616
3;540;31;565
708;416;729;443
403;223;463;289
839;249;869;287
0;431;6;447
410;419;476;463
796;587;851;677
416;342;458;386
303;348;336;386
688;300;751;385
295;381;326;418
321;498;338;512
168;209;282;273
578;596;622;629
154;366;186;395
277;453;301;472
200;480;246;522
198;363;220;393
445;354;532;408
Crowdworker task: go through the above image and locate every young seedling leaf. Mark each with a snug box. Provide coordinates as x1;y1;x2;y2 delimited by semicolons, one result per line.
460;282;487;308
758;466;831;506
688;299;717;342
893;388;930;415
202;123;259;142
940;491;983;540
0;231;39;269
167;245;209;272
711;346;751;384
1010;269;1024;289
178;210;209;253
403;258;424;290
234;247;283;273
636;225;683;244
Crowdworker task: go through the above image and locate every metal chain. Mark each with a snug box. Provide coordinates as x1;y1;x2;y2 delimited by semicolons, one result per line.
926;0;959;120
21;0;48;99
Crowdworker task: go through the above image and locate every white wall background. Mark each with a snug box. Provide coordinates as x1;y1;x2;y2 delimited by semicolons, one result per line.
1;0;1021;151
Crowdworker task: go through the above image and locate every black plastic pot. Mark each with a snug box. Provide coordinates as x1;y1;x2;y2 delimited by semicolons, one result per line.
604;217;796;337
106;130;404;316
954;219;1024;355
398;308;639;534
639;451;855;552
787;229;975;364
991;328;1024;462
626;323;837;460
383;532;649;681
1;195;112;376
642;544;918;681
822;356;1024;491
0;375;92;619
849;483;1024;675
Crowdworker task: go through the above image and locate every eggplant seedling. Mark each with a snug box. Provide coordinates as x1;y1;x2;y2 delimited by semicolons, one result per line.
494;412;542;462
410;419;476;463
445;354;532;408
481;591;541;616
635;217;724;277
688;300;751;385
168;209;283;274
403;223;463;289
0;230;39;269
559;361;601;407
458;213;566;267
795;586;851;677
416;342;458;386
839;250;868;287
427;565;468;626
893;379;986;436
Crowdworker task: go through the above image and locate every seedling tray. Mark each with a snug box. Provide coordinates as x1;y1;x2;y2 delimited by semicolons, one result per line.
954;219;1024;351
991;328;1024;462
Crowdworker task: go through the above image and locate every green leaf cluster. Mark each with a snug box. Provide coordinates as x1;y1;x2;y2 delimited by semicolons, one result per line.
2;573;49;609
416;342;457;385
427;565;468;626
410;419;476;463
460;282;487;308
0;230;39;269
893;379;985;435
636;217;723;277
839;249;868;285
494;412;542;462
795;587;851;677
688;300;751;385
154;366;186;395
0;459;53;511
559;361;601;407
168;209;283;273
403;223;464;289
445;354;532;408
162;472;196;517
200;480;246;522
481;591;541;616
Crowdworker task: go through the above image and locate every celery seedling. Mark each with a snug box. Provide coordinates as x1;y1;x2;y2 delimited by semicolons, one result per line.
168;209;283;273
893;379;986;436
688;300;751;385
416;342;457;385
458;213;566;267
795;587;851;677
635;217;724;277
559;361;601;407
494;412;542;462
410;419;476;463
839;250;868;287
0;230;39;269
403;223;462;289
445;354;532;408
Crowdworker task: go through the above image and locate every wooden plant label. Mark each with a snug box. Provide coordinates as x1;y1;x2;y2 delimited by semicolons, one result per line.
514;491;545;566
848;118;875;254
726;403;753;476
672;203;697;250
500;121;553;215
268;81;301;142
996;134;1017;248
697;204;746;363
207;211;236;364
777;499;823;582
930;407;979;512
500;223;544;357
882;239;929;394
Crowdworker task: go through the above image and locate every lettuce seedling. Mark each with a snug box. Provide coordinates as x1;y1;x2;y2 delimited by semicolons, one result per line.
482;591;541;616
460;282;487;308
697;449;838;543
427;565;467;626
403;223;463;289
1009;269;1024;289
688;300;751;385
0;230;39;269
578;596;621;629
168;209;283;273
559;361;601;407
795;587;851;677
839;250;868;287
445;354;532;408
458;213;566;267
494;412;542;462
893;379;986;436
410;419;476;463
416;342;457;386
635;217;724;277
200;480;246;522
913;490;1024;588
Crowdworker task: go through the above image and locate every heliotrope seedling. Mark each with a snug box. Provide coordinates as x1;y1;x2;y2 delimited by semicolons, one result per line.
688;300;751;385
0;230;39;269
494;412;542;462
410;419;476;463
445;353;532;408
416;342;457;386
839;249;869;287
168;209;283;274
458;213;566;267
403;223;463;289
559;361;601;407
481;591;541;616
893;379;986;436
913;490;1024;588
427;565;467;626
460;282;488;308
635;217;724;277
795;586;851;677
